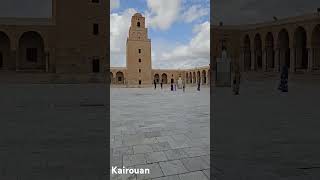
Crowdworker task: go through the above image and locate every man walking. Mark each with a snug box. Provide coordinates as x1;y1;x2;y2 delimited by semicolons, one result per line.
232;65;241;95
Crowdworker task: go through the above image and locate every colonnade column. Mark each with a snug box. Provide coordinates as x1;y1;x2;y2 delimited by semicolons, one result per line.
251;48;255;70
15;49;19;71
45;49;50;73
274;48;280;72
290;46;295;73
308;47;313;72
262;50;267;71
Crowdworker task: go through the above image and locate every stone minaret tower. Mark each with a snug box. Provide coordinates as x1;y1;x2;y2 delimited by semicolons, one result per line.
126;13;152;86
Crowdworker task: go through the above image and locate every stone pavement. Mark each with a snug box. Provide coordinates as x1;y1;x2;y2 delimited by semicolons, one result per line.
213;77;320;179
111;87;210;180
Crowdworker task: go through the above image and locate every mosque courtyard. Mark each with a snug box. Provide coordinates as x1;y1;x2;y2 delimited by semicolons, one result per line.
111;87;210;180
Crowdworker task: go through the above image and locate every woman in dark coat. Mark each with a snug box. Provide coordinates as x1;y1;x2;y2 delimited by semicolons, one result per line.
232;64;241;95
278;65;288;92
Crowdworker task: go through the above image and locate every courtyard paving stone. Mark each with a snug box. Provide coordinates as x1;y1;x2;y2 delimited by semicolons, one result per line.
133;145;154;154
164;149;189;160
178;171;208;180
145;151;168;163
123;154;147;167
159;160;188;176
151;142;172;152
180;156;210;171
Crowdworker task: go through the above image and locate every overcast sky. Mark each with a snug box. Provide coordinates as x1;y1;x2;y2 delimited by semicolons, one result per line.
0;0;52;18
214;0;320;25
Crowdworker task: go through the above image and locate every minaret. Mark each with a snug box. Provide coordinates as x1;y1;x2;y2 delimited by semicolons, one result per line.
126;13;152;86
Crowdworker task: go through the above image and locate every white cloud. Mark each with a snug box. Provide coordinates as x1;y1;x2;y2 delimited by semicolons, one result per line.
110;8;137;67
110;0;120;11
152;21;210;69
146;0;182;30
181;4;209;23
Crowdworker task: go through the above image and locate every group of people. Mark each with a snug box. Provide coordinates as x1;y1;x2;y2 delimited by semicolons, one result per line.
154;80;202;93
232;65;289;95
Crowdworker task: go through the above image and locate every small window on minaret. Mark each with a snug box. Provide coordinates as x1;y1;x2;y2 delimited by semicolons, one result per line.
137;22;141;27
139;49;141;53
139;59;141;63
139;69;141;73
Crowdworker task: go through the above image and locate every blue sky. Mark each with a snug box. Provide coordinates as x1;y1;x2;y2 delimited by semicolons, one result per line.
110;0;210;69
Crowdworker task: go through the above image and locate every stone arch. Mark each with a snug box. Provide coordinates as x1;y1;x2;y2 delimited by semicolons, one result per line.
265;32;275;69
161;73;167;84
278;29;290;69
254;33;262;70
0;31;11;70
116;71;124;84
189;72;192;83
154;73;160;83
202;70;206;84
243;34;251;71
294;26;308;70
312;24;320;68
18;31;45;70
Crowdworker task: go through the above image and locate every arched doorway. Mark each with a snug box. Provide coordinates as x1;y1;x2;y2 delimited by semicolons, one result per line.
278;29;290;69
161;73;167;84
254;34;262;70
110;72;113;84
312;24;320;68
186;73;189;84
116;71;124;84
243;35;251;71
294;27;308;70
265;32;274;70
154;74;160;83
18;31;45;70
189;72;192;83
0;31;10;70
202;70;206;84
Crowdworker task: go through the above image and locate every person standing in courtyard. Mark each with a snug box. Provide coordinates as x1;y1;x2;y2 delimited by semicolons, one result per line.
183;82;185;92
197;81;200;91
278;65;288;92
160;80;163;89
154;80;157;89
171;83;173;91
232;64;241;95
